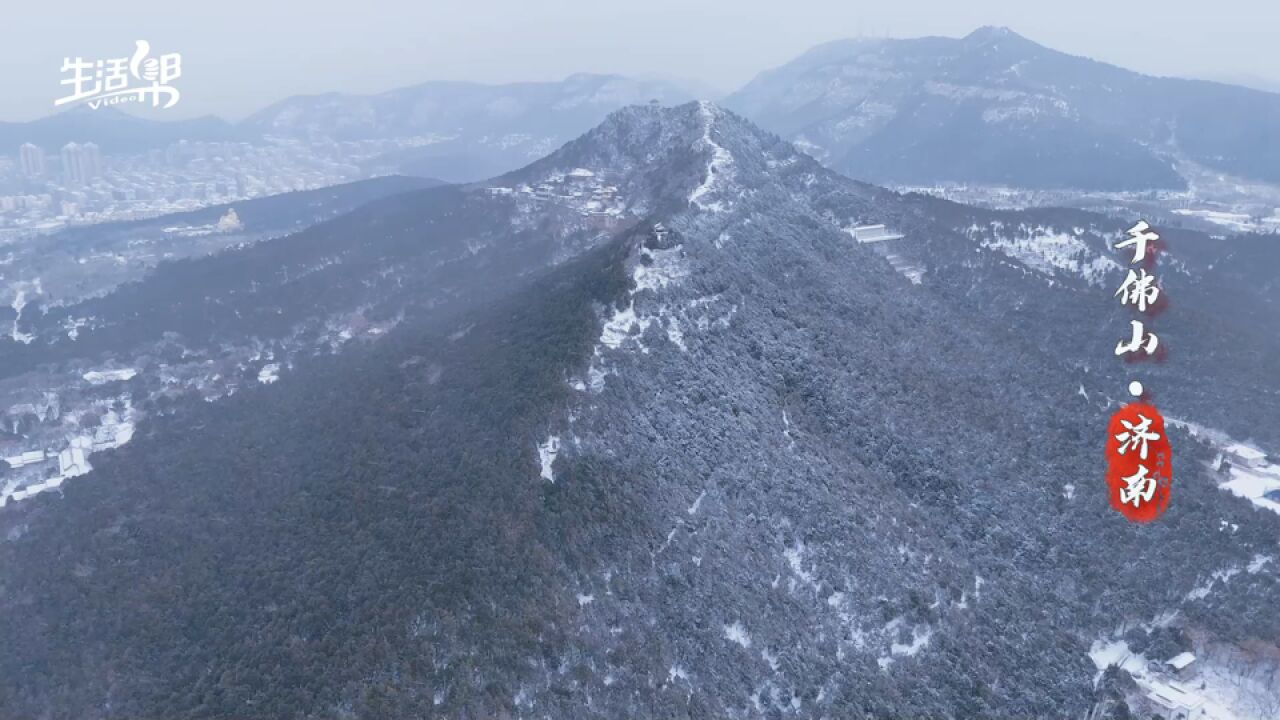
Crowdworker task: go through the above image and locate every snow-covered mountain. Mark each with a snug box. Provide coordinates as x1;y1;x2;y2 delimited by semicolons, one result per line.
725;27;1280;191
242;74;695;182
2;103;1278;719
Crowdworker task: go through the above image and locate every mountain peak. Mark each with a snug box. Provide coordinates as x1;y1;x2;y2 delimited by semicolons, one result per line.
965;25;1020;41
499;101;810;217
961;25;1042;53
583;100;782;168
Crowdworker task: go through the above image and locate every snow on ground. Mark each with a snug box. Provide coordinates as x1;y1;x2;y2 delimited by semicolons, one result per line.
623;244;691;352
1166;417;1231;445
633;245;687;292
1090;638;1147;682
878;625;933;670
891;626;933;657
598;302;653;352
761;648;780;671
724;621;752;648
1167;418;1280;515
257;363;281;384
1191;655;1280;720
1172;208;1276;234
8;280;42;344
665;318;687;351
537;435;560;482
880;250;925;285
782;410;797;449
973;225;1118;286
1184;555;1270;605
690;294;736;332
574;227;694;393
783;541;820;592
1221;466;1280;515
688;102;735;213
61;315;92;340
1089;638;1280;720
586;354;609;392
1187;566;1243;601
687;489;706;515
82;368;137;385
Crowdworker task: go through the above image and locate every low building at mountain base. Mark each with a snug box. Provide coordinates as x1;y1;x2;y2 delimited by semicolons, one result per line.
849;224;905;244
1226;443;1267;469
1146;680;1204;719
1164;651;1196;678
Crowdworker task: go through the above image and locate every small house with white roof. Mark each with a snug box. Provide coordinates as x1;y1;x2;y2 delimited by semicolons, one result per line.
1164;651;1196;678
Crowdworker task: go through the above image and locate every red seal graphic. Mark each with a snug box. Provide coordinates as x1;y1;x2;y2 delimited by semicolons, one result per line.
1104;401;1171;523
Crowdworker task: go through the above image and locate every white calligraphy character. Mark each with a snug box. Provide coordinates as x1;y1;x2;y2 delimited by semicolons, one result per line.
1119;465;1157;507
1115;413;1161;460
127;41;182;109
1117;221;1159;264
1115;269;1161;312
55;57;101;106
1114;320;1159;357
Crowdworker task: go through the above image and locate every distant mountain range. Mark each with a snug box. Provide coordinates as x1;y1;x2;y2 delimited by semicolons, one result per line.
243;73;695;181
6;75;693;183
725;26;1280;190
9;36;1280;193
2;102;1278;718
243;73;692;141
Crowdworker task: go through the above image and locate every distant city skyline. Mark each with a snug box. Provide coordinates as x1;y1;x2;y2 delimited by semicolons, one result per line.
4;0;1280;123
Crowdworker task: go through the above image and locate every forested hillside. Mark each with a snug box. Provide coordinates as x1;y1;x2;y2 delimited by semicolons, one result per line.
1;103;1277;719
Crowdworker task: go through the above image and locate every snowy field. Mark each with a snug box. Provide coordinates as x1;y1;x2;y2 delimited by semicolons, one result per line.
1091;639;1280;720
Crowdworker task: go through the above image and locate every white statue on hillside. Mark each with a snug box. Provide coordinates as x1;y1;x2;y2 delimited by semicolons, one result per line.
216;208;244;232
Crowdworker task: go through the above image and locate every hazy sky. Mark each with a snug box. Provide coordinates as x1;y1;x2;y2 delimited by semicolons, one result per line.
5;0;1279;122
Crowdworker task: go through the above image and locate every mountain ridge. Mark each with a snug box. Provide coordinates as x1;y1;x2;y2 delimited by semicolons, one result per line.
1;101;1278;719
725;27;1280;190
242;73;696;182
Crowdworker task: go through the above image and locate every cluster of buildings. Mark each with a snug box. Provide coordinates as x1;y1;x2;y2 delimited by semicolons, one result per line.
1;397;135;508
0;135;407;240
57;142;105;185
488;167;627;218
16;141;105;187
1143;653;1203;719
1094;639;1209;720
901;183;1280;237
0;192;55;217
